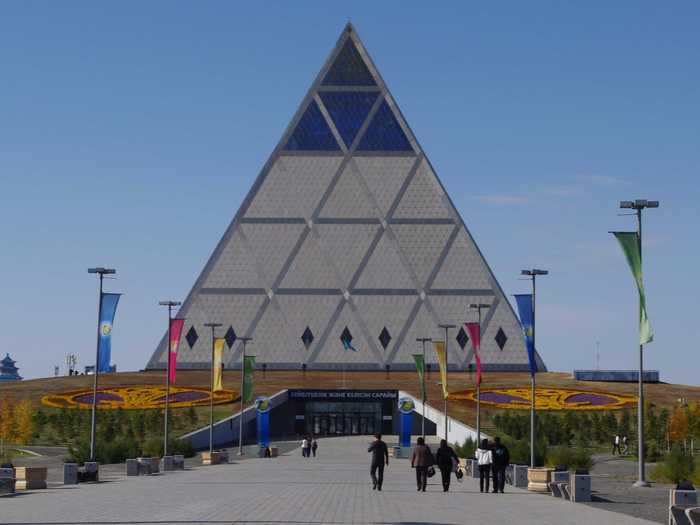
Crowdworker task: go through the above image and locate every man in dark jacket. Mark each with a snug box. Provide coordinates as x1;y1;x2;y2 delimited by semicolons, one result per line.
368;433;389;491
411;436;433;492
435;439;459;492
491;436;510;493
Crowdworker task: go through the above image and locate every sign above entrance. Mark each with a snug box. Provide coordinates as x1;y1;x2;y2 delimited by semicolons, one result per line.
288;389;397;401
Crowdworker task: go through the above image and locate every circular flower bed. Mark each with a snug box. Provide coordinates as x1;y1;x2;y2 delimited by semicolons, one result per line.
448;387;636;411
42;385;238;410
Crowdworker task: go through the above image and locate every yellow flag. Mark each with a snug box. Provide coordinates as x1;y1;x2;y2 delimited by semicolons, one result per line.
213;338;225;392
433;341;448;399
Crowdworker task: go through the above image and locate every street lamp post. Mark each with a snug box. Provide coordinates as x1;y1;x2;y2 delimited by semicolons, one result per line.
87;267;116;462
620;199;659;488
203;322;222;454
238;337;253;456
469;303;490;445
521;268;548;468
438;324;455;441
159;300;181;457
416;338;431;438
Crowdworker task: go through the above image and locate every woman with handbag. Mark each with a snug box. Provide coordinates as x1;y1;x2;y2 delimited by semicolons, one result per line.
411;436;434;492
435;439;459;492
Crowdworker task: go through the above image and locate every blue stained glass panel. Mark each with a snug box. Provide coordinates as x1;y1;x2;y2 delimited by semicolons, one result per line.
319;91;379;148
321;40;376;86
284;100;340;151
356;100;413;151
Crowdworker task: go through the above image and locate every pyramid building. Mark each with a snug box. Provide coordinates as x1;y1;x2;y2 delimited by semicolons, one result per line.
147;24;546;373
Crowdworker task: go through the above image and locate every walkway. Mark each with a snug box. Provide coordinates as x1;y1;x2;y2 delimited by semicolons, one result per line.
2;436;657;525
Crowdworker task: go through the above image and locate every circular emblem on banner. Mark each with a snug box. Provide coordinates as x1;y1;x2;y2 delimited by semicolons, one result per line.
100;323;112;336
255;396;271;413
448;387;636;411
398;397;415;414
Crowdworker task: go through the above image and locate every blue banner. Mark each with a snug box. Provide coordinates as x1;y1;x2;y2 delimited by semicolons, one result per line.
398;397;414;447
255;397;271;447
98;293;121;372
514;294;537;376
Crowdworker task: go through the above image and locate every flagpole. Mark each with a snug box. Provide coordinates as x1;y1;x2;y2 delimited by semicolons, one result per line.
204;323;222;454
238;337;252;456
438;324;455;441
87;267;115;462
159;300;181;457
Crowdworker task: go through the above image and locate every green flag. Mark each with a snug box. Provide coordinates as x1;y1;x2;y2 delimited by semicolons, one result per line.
412;354;426;400
612;231;653;345
242;355;256;403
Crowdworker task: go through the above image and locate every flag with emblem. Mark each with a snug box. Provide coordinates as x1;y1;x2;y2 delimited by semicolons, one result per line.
212;338;225;392
514;294;537;376
412;354;426;400
242;355;256;403
98;293;121;372
432;341;448;399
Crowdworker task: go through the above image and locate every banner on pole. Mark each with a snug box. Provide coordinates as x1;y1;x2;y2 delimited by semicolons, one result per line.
243;355;256;403
255;396;271;447
514;294;537;376
432;341;448;399
612;231;653;344
213;338;225;392
398;397;414;448
168;319;185;384
412;354;425;400
465;322;482;386
98;293;121;372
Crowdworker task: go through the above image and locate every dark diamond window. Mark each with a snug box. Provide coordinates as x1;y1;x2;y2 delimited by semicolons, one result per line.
495;327;507;350
319;91;379;148
321;39;376;87
356;100;413;151
224;326;237;349
301;326;314;349
378;327;392;350
185;326;198;349
456;327;469;350
340;326;353;344
284;100;340;151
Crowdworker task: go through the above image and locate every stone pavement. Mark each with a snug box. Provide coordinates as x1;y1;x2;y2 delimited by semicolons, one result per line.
2;436;658;525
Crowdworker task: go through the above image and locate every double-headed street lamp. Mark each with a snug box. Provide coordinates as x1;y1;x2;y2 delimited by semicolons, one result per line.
521;268;548;468
469;303;490;444
159;300;181;457
619;199;659;488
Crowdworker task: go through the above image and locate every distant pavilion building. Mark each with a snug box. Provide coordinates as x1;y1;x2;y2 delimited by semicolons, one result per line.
0;353;22;382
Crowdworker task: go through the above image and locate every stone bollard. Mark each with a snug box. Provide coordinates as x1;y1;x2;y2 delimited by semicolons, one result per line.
63;463;78;485
570;474;591;502
0;467;15;495
162;456;175;471
513;465;529;488
173;455;185;470
126;459;139;476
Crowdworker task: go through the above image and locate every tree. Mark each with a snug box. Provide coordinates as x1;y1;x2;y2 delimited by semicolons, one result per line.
669;406;689;443
15;399;34;445
0;396;17;446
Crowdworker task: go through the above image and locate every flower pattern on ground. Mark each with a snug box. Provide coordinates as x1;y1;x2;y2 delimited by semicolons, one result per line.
448;387;636;411
41;385;238;410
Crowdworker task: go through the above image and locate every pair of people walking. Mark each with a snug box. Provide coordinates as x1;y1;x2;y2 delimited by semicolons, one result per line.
301;436;318;458
475;437;510;493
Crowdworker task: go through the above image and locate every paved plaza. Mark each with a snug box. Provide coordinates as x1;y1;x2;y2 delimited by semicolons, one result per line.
2;437;659;525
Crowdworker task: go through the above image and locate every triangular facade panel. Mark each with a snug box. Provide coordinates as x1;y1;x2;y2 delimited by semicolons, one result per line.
147;24;543;373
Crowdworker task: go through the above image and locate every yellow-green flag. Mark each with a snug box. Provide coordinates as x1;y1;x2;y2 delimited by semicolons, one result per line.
613;231;653;344
242;355;256;403
212;338;225;392
433;341;448;399
412;354;425;400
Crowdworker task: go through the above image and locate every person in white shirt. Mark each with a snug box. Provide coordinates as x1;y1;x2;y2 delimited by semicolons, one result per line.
475;438;493;493
612;434;621;455
301;437;309;457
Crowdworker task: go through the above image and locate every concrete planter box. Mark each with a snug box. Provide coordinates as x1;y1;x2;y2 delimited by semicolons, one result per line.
63;463;78;485
0;467;15;495
126;459;139;476
162;456;175;471
570;474;591;502
79;462;99;482
527;467;553;493
173;455;185;470
15;467;47;490
202;451;228;465
137;457;159;475
513;465;529;488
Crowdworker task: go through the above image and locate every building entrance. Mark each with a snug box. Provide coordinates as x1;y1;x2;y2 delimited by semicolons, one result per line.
306;402;381;436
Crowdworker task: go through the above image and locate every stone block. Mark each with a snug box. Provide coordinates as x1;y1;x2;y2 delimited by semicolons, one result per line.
173;455;185;470
149;457;160;474
570;474;591;502
63;463;78;485
0;477;14;495
162;456;175;471
15;467;47;490
513;465;529;488
126;459;139;476
137;457;153;475
202;451;228;465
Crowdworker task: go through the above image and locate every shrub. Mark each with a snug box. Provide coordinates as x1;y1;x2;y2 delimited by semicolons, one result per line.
650;443;695;484
545;446;593;471
454;437;476;458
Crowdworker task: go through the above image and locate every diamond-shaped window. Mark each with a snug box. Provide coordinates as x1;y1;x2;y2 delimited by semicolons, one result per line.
301;326;314;350
185;326;198;349
340;326;353;344
224;326;237;349
378;327;391;350
456;327;469;350
495;327;507;350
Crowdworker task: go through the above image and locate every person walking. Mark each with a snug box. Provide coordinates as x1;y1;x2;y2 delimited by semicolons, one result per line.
411;436;433;492
622;435;629;456
367;433;389;491
612;434;621;455
311;438;318;458
475;438;493;493
436;439;459;492
301;436;309;457
491;436;509;493
305;436;312;458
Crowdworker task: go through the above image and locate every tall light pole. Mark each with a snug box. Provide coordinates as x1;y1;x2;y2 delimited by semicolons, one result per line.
87;267;116;461
416;338;431;438
521;268;548;467
159;300;181;457
203;322;222;454
469;303;490;445
238;337;253;456
620;199;659;488
438;324;455;441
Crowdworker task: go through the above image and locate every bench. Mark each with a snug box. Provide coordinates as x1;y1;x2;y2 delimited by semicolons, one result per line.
669;490;698;525
686;507;700;525
14;467;47;490
201;451;228;465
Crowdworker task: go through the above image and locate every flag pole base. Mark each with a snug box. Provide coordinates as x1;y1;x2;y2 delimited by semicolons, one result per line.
633;480;650;488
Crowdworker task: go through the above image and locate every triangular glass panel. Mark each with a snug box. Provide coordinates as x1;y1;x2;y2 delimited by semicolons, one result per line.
356;101;413;152
321;39;376;86
284;100;340;151
319;91;379;148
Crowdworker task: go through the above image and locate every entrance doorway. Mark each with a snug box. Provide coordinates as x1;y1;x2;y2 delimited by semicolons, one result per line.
306;402;381;436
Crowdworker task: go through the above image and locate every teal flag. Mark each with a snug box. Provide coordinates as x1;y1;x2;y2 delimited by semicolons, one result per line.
612;231;653;345
412;354;426;400
242;355;256;403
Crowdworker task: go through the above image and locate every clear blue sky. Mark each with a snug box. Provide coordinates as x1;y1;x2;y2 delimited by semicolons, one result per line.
1;2;698;385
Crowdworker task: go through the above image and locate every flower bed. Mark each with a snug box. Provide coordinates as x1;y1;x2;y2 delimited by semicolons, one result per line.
448;387;636;411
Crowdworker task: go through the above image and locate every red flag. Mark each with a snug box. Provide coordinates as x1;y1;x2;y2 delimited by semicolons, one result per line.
465;322;482;386
168;319;185;384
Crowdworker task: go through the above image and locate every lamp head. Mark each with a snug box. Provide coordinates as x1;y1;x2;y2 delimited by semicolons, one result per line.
88;267;116;275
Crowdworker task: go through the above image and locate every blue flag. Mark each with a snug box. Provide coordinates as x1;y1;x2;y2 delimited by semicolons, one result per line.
514;294;537;376
98;293;121;372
